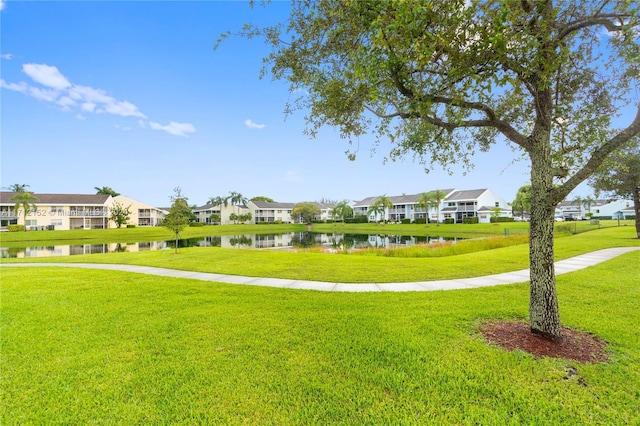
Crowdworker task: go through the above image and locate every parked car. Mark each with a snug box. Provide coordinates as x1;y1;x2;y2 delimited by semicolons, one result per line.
554;216;565;222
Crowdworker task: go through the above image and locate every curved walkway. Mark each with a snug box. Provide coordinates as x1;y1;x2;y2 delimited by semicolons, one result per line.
2;247;638;292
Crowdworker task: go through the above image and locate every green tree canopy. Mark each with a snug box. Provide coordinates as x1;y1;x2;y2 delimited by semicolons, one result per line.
228;0;640;337
513;185;532;220
164;187;191;253
250;196;275;203
590;140;640;237
292;202;321;224
108;201;131;228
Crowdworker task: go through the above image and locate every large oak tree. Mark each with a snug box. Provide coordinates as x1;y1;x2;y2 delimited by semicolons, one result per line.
223;0;640;337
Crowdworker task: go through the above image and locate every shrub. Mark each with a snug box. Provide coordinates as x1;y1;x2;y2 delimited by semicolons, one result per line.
462;216;479;224
401;218;411;224
126;224;136;228
8;224;25;232
413;218;427;224
189;222;205;227
490;217;515;223
274;220;283;225
443;218;455;224
345;215;368;224
555;223;574;234
592;216;612;220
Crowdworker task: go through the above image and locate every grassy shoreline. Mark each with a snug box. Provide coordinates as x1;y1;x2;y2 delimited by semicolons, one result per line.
2;226;638;283
1;220;630;247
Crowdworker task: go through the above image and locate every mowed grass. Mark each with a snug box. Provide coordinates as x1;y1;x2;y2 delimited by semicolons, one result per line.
2;251;639;424
2;226;638;283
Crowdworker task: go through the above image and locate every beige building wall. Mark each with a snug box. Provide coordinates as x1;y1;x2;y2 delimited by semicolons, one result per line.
109;195;166;228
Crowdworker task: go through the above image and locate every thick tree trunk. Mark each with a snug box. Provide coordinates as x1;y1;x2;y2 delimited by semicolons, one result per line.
633;187;640;239
528;135;562;338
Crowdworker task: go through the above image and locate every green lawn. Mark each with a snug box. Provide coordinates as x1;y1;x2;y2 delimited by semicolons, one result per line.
2;251;639;424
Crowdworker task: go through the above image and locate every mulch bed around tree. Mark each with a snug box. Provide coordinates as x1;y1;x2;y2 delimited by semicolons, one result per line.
480;321;609;364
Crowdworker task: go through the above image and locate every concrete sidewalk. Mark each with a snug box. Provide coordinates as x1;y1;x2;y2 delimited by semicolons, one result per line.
1;247;638;292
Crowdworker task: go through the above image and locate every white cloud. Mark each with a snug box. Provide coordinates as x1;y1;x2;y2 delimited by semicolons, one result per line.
149;121;196;137
56;96;76;110
27;86;59;102
0;1;5;11
1;53;12;60
23;63;71;90
115;124;132;131
2;62;193;136
0;79;28;93
245;118;266;129
103;99;145;118
81;102;96;113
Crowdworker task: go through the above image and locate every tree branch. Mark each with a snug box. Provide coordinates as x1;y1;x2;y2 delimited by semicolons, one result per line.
552;106;640;203
557;15;634;40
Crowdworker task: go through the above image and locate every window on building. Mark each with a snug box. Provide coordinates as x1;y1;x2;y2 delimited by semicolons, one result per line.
25;220;37;226
495;202;500;207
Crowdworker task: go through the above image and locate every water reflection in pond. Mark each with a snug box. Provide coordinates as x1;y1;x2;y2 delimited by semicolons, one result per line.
1;232;461;258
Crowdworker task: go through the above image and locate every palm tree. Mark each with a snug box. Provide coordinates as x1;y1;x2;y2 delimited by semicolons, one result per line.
94;186;120;197
572;195;583;218
416;192;431;225
377;195;393;223
582;195;595;215
229;191;248;223
331;200;353;223
10;192;39;231
367;200;384;224
427;189;447;226
6;183;30;192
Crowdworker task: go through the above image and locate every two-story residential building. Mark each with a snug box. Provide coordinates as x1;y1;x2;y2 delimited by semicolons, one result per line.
353;189;511;224
192;202;246;225
112;195;167;227
589;199;635;219
444;189;511;223
245;201;336;224
353;191;454;222
0;192;165;230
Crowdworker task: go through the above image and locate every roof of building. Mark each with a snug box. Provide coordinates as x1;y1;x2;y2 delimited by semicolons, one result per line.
445;189;488;201
0;192;110;205
353;189;456;207
251;201;296;209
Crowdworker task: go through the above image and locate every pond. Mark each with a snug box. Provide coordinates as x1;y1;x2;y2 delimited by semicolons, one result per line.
0;232;462;258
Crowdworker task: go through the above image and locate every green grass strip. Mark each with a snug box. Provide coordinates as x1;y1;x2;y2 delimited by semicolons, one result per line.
2;226;638;283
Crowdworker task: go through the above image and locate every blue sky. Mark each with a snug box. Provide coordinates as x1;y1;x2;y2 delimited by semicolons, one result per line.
0;1;603;207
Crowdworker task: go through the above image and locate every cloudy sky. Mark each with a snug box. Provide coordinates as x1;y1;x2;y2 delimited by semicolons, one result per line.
0;1;610;206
